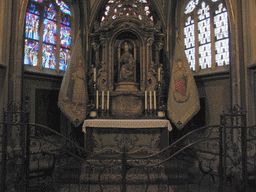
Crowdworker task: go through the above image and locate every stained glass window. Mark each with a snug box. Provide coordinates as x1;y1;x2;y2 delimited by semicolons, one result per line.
198;2;212;69
43;19;57;44
32;0;43;3
24;39;39;66
24;0;72;73
42;44;56;69
101;0;153;22
184;16;196;70
214;3;229;66
56;0;72;15
60;25;71;48
184;0;230;72
59;48;70;71
25;12;40;41
184;0;199;14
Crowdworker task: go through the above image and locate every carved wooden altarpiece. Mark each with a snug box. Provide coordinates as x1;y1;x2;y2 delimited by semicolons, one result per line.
91;16;164;118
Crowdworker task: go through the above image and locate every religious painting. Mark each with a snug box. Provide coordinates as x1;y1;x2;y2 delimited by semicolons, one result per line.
173;59;189;103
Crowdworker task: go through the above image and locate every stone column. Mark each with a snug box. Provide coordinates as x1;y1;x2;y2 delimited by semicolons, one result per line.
0;0;12;124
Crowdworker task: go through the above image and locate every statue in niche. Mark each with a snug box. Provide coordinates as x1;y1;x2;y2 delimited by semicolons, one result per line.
119;42;135;82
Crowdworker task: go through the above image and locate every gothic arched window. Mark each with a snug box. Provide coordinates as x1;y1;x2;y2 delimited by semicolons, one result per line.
183;0;230;72
24;0;72;74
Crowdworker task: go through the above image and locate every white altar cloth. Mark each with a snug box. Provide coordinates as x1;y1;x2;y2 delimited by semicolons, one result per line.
82;119;172;133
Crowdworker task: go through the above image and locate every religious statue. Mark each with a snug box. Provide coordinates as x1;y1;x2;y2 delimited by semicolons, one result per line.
119;42;135;82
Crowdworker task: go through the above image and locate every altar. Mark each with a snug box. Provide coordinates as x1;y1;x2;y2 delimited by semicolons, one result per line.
82;119;171;157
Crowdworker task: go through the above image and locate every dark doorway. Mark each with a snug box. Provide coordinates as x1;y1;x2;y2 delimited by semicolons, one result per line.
35;89;62;134
35;89;83;146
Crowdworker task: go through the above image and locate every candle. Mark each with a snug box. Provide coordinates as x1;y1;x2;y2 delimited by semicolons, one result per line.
102;91;104;110
150;91;152;110
158;67;161;82
154;91;156;110
145;91;147;110
94;68;96;82
96;90;99;109
107;91;109;110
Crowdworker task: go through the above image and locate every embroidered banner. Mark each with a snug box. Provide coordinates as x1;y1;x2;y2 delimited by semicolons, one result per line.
58;30;88;127
167;37;200;130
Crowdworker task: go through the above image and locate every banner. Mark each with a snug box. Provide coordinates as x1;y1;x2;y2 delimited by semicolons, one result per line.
58;30;88;127
167;38;200;130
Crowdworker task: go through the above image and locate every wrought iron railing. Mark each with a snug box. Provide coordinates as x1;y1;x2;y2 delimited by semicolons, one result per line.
1;105;256;192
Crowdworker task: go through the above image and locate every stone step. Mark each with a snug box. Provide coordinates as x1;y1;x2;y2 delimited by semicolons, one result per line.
56;183;218;192
57;184;177;192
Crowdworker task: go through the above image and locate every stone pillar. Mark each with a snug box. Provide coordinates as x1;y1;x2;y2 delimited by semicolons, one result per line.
0;0;12;125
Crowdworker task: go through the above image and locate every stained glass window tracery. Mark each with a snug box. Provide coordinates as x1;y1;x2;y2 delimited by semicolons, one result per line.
24;0;72;73
101;0;153;22
183;0;230;72
184;0;199;14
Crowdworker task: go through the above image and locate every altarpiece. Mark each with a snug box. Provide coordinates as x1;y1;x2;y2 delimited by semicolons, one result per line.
90;16;164;118
84;4;168;155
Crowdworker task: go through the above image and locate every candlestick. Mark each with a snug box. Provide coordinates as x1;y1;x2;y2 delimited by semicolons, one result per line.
158;67;161;82
102;91;104;110
150;91;152;110
96;90;99;109
94;68;96;82
145;91;147;110
107;91;109;110
154;91;156;110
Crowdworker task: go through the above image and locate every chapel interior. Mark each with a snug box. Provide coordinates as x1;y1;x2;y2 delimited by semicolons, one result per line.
0;0;256;191
0;0;255;149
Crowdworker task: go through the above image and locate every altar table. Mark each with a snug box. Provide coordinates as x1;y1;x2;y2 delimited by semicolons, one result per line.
82;119;172;133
